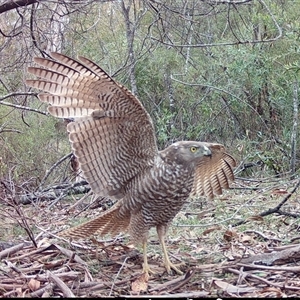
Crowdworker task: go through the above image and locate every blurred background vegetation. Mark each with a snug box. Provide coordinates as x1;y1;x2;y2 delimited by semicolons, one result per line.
0;0;300;193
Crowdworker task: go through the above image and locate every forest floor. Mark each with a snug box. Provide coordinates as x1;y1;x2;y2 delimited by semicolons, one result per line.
1;175;300;298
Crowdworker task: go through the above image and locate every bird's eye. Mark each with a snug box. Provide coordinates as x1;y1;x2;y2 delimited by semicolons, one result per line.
190;146;197;153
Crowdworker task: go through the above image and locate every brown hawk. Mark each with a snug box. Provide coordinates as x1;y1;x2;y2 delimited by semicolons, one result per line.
26;53;236;276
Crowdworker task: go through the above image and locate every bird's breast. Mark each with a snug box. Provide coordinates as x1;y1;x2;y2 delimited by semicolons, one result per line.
129;163;196;225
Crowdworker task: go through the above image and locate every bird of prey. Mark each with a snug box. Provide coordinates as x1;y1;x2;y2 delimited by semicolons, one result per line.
26;52;236;276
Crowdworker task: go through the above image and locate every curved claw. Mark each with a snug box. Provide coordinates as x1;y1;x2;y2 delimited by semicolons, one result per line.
164;258;184;275
142;262;155;278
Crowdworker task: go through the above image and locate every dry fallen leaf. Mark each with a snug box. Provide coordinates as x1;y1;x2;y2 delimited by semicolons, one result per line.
247;215;264;222
131;273;149;294
203;226;222;236
239;233;254;243
28;278;41;291
260;287;287;297
15;287;23;297
214;280;256;294
223;229;238;241
271;188;289;195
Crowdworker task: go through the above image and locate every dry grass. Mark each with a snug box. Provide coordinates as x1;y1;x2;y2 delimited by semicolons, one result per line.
1;175;300;297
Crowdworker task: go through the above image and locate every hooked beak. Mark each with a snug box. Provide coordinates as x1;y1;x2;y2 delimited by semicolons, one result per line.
203;145;212;157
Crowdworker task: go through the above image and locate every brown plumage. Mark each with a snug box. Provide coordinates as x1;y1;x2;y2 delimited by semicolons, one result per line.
26;52;236;275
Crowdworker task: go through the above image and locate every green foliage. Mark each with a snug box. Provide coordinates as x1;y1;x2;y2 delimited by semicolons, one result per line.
2;0;300;184
0;100;71;187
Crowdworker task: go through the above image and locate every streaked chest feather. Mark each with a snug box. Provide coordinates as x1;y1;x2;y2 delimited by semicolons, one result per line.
135;161;196;205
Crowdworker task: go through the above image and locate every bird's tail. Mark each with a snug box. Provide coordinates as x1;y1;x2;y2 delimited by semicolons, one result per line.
59;200;130;239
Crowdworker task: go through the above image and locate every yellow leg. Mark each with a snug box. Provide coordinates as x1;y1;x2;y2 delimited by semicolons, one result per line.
157;225;183;275
142;241;154;277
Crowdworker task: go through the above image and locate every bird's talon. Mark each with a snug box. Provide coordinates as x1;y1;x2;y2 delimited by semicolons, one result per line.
142;264;156;277
165;261;184;275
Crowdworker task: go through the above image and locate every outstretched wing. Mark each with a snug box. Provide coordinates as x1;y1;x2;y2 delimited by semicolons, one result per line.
191;143;236;199
26;52;158;199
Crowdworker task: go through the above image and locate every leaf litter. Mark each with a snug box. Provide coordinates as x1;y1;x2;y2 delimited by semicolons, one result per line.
1;176;300;297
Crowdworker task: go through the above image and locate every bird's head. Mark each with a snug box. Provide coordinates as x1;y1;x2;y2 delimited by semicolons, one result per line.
160;141;211;165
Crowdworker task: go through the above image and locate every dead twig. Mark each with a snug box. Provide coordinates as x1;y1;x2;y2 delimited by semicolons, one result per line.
149;272;187;292
109;256;129;296
125;291;209;298
244;230;282;242
164;268;196;293
0;92;47;115
227;267;300;291
0;243;25;259
3;175;37;248
47;270;75;297
37;153;73;192
233;178;300;226
236;263;300;272
29;283;55;297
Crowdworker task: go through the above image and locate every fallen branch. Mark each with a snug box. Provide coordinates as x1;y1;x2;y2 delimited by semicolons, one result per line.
18;181;90;205
148;268;195;293
227;267;300;291
244;230;282;242
164;268;196;293
236;263;300;273
233;178;300;226
0;243;25;259
29;283;55;298
239;244;300;265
